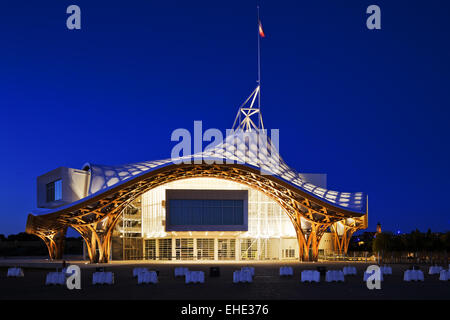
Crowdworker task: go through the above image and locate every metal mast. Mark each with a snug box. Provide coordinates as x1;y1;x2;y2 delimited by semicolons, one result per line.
232;4;264;132
257;4;261;110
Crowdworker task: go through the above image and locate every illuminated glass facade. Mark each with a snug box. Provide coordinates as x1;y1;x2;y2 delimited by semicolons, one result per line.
111;177;335;261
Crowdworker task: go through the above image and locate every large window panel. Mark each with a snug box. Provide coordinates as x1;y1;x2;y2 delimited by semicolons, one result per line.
166;189;248;231
46;179;62;203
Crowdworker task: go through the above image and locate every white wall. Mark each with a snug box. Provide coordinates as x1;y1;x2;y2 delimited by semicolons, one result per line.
140;177;297;239
37;167;90;208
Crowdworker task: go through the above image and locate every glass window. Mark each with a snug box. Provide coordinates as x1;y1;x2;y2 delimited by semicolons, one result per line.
46;179;62;202
283;249;296;259
144;239;156;260
158;239;172;260
197;239;214;260
176;238;194;260
218;239;235;260
54;180;62;201
168;199;244;228
240;239;258;260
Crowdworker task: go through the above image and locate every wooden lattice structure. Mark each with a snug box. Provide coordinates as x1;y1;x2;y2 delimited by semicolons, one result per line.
26;162;367;263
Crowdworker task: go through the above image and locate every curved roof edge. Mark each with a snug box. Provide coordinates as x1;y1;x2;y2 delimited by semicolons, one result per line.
30;130;367;218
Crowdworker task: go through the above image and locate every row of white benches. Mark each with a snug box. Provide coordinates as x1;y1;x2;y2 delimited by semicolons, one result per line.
6;265;450;286
12;269;382;285
174;267;255;283
155;265;450;284
45;268;450;286
45;271;115;285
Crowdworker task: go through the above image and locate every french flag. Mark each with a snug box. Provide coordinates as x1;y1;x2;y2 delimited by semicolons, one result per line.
258;21;265;38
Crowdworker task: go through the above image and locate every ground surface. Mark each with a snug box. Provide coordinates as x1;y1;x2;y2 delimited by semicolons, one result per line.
0;261;449;300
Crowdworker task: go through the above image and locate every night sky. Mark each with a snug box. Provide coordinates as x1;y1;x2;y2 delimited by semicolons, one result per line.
1;1;449;235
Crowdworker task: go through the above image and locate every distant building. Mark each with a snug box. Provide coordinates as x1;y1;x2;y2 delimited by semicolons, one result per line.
376;222;382;234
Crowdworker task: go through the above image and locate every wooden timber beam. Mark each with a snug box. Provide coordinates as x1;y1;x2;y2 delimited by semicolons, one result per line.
27;163;366;263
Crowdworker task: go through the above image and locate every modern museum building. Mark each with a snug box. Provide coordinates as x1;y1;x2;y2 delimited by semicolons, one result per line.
26;86;368;263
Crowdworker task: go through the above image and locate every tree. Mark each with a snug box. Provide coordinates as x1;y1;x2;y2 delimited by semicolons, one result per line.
442;232;450;252
405;229;425;253
372;232;392;253
7;232;40;242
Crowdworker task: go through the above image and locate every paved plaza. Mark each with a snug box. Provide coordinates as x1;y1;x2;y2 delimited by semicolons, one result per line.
0;261;449;300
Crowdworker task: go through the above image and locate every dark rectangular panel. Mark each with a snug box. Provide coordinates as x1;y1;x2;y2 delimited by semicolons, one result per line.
165;189;248;231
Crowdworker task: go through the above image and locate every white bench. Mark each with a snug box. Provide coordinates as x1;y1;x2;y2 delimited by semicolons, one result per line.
428;266;443;275
241;267;255;276
279;266;293;276
403;270;424;282
175;267;189;277
133;267;149;277
380;265;392;275
45;272;66;285
233;270;253;283
92;272;114;285
363;269;384;282
325;270;345;282
7;268;24;278
343;266;357;276
301;270;320;283
185;271;205;284
137;271;158;284
439;270;450;281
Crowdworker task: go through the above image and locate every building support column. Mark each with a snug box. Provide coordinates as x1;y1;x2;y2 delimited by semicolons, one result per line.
257;238;261;260
278;238;282;260
289;211;308;261
331;222;357;255
214;238;219;261
156;239;160;261
295;228;308;261
55;227;67;259
36;227;67;260
172;238;176;261
308;223;330;261
293;218;329;262
72;212;122;263
193;238;198;261
235;238;240;261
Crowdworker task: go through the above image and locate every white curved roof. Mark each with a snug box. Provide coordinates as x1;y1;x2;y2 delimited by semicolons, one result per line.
84;130;367;214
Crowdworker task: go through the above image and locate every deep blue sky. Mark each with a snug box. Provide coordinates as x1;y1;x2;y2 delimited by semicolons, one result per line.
1;0;449;235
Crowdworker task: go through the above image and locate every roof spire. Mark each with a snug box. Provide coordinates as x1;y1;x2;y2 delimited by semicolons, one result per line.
231;3;265;132
231;86;264;132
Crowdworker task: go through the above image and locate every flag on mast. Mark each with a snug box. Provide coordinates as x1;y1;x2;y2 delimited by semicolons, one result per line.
258;20;265;38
